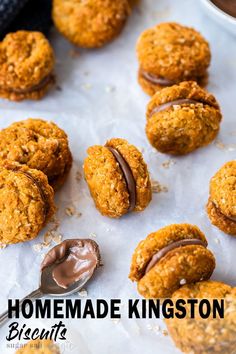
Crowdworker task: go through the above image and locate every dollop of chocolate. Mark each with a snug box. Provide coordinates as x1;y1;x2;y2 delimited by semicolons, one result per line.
107;146;136;212
149;98;200;118
145;238;206;274
211;0;236;18
41;239;101;289
141;69;176;86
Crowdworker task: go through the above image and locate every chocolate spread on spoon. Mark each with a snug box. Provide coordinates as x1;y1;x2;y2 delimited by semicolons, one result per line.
107;146;136;212
145;238;206;274
41;239;101;289
211;0;236;18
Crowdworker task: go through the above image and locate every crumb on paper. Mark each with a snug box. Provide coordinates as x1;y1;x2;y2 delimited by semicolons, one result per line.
78;288;88;297
89;232;97;238
76;170;82;182
52;233;63;244
43;231;53;246
48;216;60;232
33;243;43;252
111;318;120;324
65;205;82;218
65;206;76;216
153;325;161;334
162;329;168;336
151;180;168;193
147;324;161;334
105;85;116;93
162;159;176;169
81;83;92;90
0;243;7;249
215;139;236;151
33;228;63;253
214;238;220;244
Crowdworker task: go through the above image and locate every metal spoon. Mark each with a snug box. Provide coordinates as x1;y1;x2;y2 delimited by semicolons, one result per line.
0;264;90;327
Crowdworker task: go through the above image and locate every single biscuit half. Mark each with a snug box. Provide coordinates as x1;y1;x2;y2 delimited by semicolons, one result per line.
165;281;236;354
15;339;60;354
207;160;236;236
129;224;215;298
0;163;55;245
84;138;152;218
0;31;55;101
146;81;222;155
52;0;131;48
0;118;72;190
137;22;211;95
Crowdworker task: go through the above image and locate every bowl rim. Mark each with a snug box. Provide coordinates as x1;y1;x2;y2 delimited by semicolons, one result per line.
201;0;236;26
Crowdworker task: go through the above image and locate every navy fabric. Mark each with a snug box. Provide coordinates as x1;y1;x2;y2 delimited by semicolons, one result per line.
0;0;52;38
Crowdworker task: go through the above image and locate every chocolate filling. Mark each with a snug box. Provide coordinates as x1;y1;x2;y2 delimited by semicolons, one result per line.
41;239;101;289
141;69;176;86
3;73;54;94
145;238;206;274
149;98;200;118
107;147;136;212
9;167;49;220
212;201;236;222
211;0;236;18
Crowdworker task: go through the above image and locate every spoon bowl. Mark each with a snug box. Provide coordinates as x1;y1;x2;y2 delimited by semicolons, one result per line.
40;264;91;296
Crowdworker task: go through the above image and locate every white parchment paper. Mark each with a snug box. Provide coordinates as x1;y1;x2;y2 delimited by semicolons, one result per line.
0;0;235;353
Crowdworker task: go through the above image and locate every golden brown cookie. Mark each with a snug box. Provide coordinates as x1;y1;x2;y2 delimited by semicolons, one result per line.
166;281;236;354
0;162;55;245
16;339;60;354
207;160;236;236
0;31;55;101
137;22;211;95
84;138;152;218
146;81;222;155
0;119;72;190
52;0;131;48
129;224;215;298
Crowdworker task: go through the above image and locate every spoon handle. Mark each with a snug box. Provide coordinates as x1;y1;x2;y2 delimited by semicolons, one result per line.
0;288;43;328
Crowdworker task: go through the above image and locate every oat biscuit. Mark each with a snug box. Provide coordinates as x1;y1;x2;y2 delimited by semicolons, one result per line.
16;339;60;354
129;224;215;298
0;163;55;245
137;22;211;95
0;119;72;190
52;0;131;48
0;31;55;101
207;160;236;236
166;281;236;354
84;138;152;218
146;81;222;155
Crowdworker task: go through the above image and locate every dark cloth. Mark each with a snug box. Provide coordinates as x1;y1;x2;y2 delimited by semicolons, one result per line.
0;0;52;39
